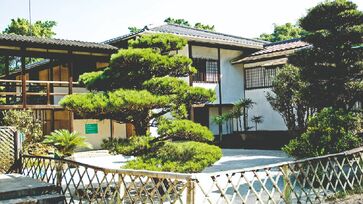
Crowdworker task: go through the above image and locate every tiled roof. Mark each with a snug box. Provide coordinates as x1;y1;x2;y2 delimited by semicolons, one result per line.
0;33;118;52
105;24;268;49
232;39;311;64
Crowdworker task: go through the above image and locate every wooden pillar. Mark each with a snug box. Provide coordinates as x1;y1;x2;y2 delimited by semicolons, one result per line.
5;56;9;104
68;62;74;132
21;55;27;109
217;48;223;143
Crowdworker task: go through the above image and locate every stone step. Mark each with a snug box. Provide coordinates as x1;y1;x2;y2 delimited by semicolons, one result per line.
0;193;64;204
0;174;62;201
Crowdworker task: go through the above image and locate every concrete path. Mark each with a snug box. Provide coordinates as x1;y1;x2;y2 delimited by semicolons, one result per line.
202;148;292;173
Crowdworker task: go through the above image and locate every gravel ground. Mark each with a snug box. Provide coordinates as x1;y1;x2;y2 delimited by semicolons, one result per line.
326;194;363;204
73;149;292;172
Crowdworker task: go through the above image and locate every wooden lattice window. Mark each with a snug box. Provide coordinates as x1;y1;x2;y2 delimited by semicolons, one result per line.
245;66;278;89
192;58;219;83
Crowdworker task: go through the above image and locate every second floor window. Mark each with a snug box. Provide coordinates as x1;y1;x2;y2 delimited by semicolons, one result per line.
245;66;278;89
192;58;219;83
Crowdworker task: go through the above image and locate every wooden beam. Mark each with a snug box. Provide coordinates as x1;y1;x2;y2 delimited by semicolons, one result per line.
4;56;9;104
217;48;222;143
21;55;26;109
68;61;74;132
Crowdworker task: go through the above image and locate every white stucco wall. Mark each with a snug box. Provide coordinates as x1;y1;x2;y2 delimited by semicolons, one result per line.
220;49;244;104
73;119;127;149
54;87;88;104
245;88;287;130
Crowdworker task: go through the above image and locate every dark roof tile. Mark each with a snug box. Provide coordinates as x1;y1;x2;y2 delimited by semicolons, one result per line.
0;33;118;52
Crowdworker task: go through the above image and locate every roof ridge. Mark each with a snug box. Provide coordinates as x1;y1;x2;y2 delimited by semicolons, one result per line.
1;33;111;46
265;38;303;46
158;23;269;44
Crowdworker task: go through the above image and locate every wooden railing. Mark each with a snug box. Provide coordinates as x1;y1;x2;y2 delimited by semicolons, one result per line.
0;79;80;109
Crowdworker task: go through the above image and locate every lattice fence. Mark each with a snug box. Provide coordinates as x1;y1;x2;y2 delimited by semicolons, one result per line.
21;155;194;204
20;147;363;204
0;126;18;174
192;147;363;203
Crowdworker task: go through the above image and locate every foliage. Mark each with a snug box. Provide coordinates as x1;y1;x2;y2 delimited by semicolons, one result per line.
129;34;187;53
194;23;215;31
26;143;54;156
128;26;142;33
101;136;155;156
164;17;191;27
259;23;307;42
3;18;56;37
164;17;216;31
43;129;92;158
251;115;264;131
157;119;214;142
125;141;222;173
0;18;57;74
1;110;43;145
61;34;215;136
233;98;255;131
282;108;362;158
267;64;314;132
289;0;363;111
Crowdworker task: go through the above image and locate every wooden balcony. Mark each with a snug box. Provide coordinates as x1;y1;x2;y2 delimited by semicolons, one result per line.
0;79;80;110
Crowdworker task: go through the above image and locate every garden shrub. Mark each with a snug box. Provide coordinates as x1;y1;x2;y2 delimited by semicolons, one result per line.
102;135;156;156
125;141;222;173
157;119;214;142
283;108;362;158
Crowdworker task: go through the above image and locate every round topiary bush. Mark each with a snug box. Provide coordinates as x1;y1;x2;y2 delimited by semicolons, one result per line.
157;119;214;142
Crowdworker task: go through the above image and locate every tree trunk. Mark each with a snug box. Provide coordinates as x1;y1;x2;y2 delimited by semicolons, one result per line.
133;121;148;136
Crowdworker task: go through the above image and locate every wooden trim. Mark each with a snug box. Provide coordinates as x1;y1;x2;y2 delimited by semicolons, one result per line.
21;55;26;109
68;61;74;132
217;48;222;142
188;43;193;86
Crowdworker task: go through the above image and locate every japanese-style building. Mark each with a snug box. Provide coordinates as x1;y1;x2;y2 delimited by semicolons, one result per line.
0;33;129;148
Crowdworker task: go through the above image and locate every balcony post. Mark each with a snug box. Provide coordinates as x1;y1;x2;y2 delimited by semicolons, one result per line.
5;56;9;104
68;61;74;132
21;55;27;109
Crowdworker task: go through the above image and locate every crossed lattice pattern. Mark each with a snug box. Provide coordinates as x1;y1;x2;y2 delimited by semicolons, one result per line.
21;155;193;204
0;127;16;173
20;148;363;203
192;148;363;204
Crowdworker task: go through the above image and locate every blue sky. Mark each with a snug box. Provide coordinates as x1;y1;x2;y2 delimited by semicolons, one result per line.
1;0;362;42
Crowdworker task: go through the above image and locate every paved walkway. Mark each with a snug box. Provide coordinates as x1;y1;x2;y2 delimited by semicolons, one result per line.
73;149;292;172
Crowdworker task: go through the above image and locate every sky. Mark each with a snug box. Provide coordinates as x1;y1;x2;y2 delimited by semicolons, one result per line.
0;0;362;43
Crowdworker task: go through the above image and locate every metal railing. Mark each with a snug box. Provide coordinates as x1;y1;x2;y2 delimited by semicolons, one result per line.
0;79;80;108
19;147;363;203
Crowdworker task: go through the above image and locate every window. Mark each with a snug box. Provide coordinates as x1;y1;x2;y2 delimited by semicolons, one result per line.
192;58;219;83
245;66;278;89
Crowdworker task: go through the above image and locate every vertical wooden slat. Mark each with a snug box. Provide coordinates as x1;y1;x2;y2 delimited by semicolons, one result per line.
217;48;222;143
5;56;10;104
21;55;27;109
68;61;74;132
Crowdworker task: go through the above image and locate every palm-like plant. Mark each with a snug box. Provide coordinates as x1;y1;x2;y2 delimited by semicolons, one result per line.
234;98;255;131
251;115;264;131
43;129;92;158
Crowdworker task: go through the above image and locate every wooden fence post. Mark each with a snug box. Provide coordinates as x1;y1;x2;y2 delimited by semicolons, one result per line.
186;179;195;204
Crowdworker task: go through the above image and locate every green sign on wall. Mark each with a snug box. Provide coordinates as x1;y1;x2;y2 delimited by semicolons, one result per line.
85;124;98;134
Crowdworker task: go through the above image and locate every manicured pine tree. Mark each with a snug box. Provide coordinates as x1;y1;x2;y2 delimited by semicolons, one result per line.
60;34;215;136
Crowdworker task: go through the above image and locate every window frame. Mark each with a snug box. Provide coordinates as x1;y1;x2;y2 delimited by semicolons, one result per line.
244;66;279;89
191;58;219;83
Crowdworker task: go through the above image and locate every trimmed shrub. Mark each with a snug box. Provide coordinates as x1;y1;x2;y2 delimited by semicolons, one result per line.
125;141;222;173
102;136;156;156
283;108;362;158
157;119;214;142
